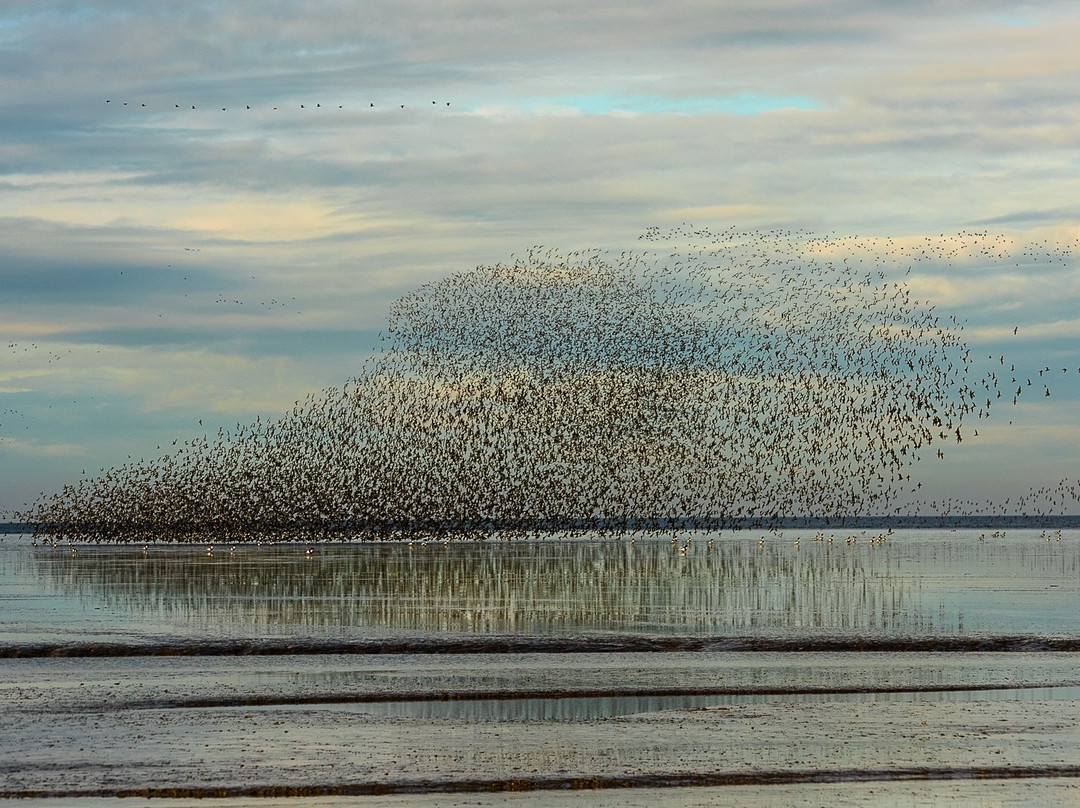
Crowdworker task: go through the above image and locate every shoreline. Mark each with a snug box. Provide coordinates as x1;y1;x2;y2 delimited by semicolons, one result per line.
3;652;1079;804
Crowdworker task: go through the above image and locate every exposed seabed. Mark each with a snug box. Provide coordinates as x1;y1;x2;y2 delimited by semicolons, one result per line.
2;530;1079;805
2;653;1080;806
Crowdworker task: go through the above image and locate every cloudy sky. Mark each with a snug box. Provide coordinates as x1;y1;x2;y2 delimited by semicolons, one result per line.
2;1;1079;516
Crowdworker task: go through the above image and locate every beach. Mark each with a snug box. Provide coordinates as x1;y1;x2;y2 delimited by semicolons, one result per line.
2;528;1079;805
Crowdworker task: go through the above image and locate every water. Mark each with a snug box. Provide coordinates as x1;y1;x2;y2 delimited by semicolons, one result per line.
2;529;1080;805
2;528;1078;648
290;684;1080;722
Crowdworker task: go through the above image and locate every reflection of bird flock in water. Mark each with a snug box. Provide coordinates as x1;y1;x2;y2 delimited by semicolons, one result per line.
20;226;1080;543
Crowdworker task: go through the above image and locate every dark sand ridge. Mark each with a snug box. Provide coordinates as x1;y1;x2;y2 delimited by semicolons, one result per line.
3;651;1079;801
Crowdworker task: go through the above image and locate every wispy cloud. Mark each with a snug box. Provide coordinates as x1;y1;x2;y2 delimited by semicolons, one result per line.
0;437;87;458
2;0;1079;510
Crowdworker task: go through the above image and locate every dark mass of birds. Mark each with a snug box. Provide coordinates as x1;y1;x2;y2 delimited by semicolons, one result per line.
19;226;1080;543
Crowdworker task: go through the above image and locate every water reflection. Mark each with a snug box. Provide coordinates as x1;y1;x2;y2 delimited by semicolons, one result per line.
26;532;1080;638
319;685;1080;723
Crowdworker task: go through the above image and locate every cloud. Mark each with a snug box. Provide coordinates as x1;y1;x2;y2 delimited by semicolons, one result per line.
0;437;87;457
2;0;1079;511
970;318;1080;342
970;208;1080;227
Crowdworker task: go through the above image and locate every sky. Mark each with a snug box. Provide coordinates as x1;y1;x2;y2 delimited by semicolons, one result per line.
2;0;1079;517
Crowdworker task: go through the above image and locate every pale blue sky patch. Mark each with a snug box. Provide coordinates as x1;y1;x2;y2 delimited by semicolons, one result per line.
989;11;1038;27
505;92;823;117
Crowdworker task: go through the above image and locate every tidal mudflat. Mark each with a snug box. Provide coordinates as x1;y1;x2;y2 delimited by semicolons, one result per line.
2;528;1079;805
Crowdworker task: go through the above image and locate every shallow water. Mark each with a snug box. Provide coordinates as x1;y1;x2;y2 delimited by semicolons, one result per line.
294;684;1080;722
3;528;1078;649
2;529;1079;805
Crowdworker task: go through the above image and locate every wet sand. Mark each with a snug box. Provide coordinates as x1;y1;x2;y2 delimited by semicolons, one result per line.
14;781;1080;808
3;652;1080;804
2;530;1079;804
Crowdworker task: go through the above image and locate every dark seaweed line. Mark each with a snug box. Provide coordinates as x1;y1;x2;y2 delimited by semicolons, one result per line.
115;681;1080;711
5;765;1080;800
4;634;1080;658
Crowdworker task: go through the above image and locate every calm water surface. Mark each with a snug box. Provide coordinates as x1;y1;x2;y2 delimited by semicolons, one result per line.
2;528;1077;648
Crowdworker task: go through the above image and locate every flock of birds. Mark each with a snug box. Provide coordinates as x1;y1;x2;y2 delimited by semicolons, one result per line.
20;226;1080;543
105;99;452;112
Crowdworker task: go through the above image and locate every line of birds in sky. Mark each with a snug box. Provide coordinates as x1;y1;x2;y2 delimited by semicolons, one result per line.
105;99;451;111
18;226;1080;544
